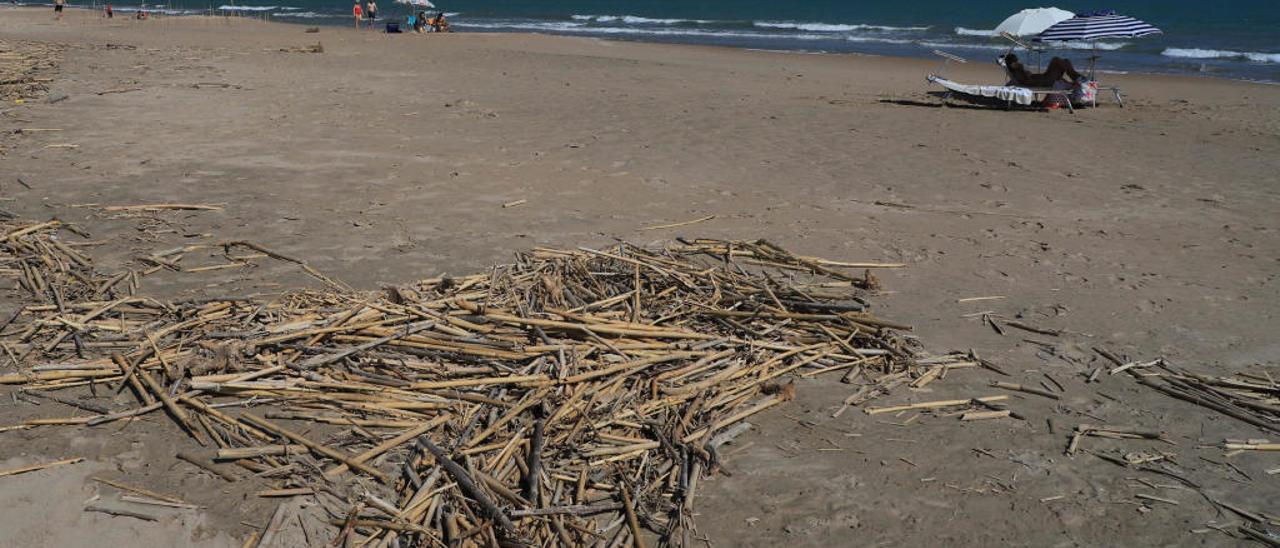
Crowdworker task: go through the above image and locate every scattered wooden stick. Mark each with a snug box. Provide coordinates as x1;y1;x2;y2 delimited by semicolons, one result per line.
239;413;388;483
1223;443;1280;452
991;381;1061;400
175;452;238;482
1001;320;1061;337
0;457;83;478
960;410;1011;421
84;504;157;521
957;296;1005;303
92;477;186;504
120;495;201;510
641;215;716;231
865;396;1008;415
101;204;224;212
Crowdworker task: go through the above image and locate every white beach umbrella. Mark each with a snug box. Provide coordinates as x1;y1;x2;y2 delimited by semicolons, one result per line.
394;0;434;7
994;7;1074;37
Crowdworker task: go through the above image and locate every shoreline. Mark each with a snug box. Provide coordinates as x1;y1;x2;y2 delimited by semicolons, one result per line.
7;5;1278;86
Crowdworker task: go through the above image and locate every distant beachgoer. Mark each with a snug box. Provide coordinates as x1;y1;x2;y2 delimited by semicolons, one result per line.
53;0;64;20
365;0;376;27
352;0;362;29
413;10;427;32
431;12;449;33
105;3;113;18
1002;53;1083;88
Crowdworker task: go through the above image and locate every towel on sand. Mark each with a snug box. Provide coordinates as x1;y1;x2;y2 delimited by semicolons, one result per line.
927;75;1034;106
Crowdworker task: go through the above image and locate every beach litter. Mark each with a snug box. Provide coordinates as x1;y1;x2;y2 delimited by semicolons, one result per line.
0;40;61;102
0;456;84;478
10;209;1269;545
1093;349;1280;435
0;215;981;545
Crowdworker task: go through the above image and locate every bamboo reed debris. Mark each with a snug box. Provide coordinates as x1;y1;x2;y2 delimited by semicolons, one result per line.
84;504;158;521
0;220;977;546
92;477;186;504
865;396;1008;415
991;381;1061;400
0;457;83;478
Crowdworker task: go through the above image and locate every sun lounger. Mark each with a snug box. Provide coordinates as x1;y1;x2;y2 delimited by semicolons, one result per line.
926;74;1075;112
993;43;1125;109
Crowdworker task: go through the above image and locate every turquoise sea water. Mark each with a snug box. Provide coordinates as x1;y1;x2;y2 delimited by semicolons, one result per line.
37;0;1280;82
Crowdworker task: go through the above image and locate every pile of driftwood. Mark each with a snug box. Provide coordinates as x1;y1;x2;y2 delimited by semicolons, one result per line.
0;217;975;546
0;40;61;102
0;218;120;308
1094;351;1279;435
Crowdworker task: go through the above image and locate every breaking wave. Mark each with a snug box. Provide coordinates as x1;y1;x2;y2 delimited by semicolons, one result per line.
1163;47;1280;64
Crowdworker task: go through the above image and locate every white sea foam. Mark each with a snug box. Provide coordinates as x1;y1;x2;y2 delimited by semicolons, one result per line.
917;41;1007;51
274;10;341;18
954;27;997;37
460;21;811;41
754;21;929;32
845;36;912;45
1163;47;1280;64
571;14;711;25
457;21;934;48
217;5;280;11
107;5;199;15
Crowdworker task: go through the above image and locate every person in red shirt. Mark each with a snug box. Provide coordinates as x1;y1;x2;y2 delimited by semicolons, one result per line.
352;0;362;29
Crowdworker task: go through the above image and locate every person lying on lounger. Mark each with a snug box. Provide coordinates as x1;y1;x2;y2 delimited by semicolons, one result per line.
1002;53;1084;88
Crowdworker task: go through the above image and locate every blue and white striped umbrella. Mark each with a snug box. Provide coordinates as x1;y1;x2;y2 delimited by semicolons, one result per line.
1034;11;1161;42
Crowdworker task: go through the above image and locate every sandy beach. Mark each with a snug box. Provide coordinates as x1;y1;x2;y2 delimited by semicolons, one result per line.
2;7;1278;546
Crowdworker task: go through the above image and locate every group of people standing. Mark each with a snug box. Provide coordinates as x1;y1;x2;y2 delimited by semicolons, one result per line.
351;0;448;33
49;0;149;21
351;0;375;28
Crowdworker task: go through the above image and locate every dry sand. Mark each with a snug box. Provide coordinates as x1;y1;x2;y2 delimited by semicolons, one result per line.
1;7;1278;546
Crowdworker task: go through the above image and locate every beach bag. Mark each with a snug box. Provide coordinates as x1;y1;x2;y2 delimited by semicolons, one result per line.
1072;80;1099;106
1042;92;1069;109
1040;80;1072;109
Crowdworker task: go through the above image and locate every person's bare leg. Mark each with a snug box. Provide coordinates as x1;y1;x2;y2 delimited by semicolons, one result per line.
1045;58;1083;83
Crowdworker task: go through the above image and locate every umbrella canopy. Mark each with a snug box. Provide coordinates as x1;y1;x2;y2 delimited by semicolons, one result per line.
994;7;1074;37
394;0;434;7
1035;11;1161;42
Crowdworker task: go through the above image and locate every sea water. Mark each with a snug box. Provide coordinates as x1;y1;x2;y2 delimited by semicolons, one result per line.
29;0;1280;82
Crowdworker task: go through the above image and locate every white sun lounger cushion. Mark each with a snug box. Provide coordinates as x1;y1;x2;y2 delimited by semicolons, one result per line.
927;75;1034;106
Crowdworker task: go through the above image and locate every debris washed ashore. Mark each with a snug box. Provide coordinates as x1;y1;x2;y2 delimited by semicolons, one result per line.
1;216;979;545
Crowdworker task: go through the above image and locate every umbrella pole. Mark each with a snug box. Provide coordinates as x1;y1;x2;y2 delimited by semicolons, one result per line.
1089;42;1097;80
